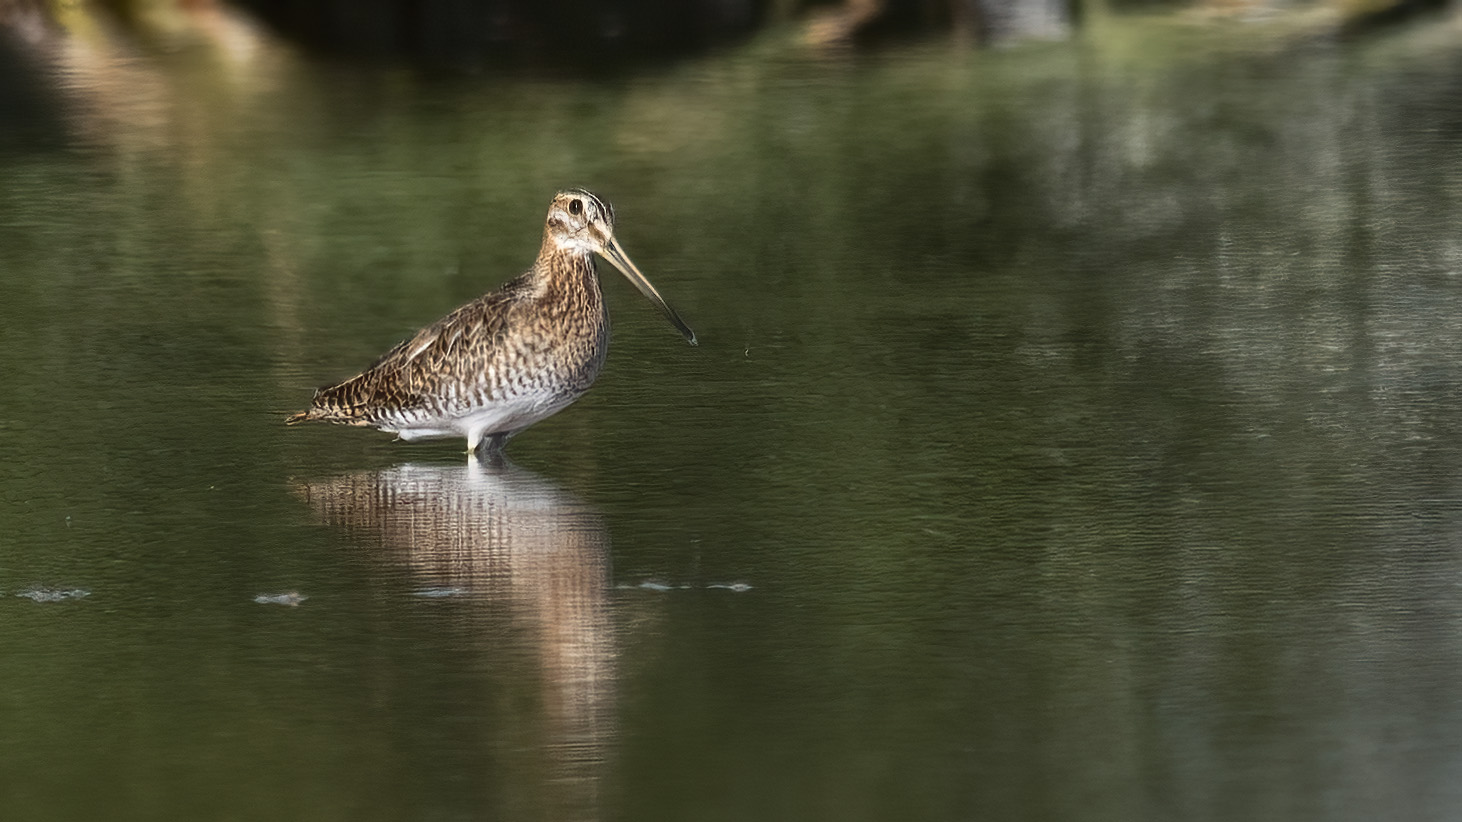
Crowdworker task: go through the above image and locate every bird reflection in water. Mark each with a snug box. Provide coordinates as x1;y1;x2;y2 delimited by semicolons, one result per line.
296;459;613;819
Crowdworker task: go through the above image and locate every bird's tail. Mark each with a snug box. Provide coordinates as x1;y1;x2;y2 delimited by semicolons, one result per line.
285;381;376;427
284;409;317;425
285;387;339;425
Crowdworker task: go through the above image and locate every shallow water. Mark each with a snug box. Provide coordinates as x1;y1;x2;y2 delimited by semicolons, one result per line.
4;9;1462;821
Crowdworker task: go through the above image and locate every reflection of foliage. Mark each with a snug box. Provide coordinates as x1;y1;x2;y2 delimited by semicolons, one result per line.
6;0;1450;64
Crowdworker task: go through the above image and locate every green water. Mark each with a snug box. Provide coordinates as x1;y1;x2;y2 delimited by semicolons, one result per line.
4;10;1462;821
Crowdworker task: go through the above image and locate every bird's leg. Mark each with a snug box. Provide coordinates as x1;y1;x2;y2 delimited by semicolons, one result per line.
472;432;506;455
470;432;509;467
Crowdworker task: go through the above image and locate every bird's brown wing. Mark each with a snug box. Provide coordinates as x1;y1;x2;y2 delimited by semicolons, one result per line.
288;275;532;426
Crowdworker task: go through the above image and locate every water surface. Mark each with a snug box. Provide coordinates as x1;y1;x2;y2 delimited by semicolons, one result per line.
3;10;1462;821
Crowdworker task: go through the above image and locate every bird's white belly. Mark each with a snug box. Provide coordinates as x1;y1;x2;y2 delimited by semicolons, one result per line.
384;395;574;443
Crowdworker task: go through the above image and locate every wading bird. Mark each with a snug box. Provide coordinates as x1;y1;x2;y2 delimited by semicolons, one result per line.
287;190;696;455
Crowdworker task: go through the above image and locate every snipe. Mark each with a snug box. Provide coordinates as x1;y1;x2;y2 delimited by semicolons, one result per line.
287;189;696;455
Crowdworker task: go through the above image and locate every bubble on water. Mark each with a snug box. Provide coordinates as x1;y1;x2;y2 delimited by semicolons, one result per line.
619;579;753;592
16;587;90;602
412;587;470;598
254;592;307;606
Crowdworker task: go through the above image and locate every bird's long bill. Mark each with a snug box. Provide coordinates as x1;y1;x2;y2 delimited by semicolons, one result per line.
600;238;698;345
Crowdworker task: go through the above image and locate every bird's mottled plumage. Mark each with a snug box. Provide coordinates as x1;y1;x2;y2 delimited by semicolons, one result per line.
287;189;695;454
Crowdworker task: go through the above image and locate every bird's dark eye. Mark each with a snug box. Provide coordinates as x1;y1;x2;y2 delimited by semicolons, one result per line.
568;199;583;216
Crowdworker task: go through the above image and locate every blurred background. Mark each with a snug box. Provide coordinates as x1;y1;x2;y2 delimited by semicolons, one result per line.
4;1;1462;820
